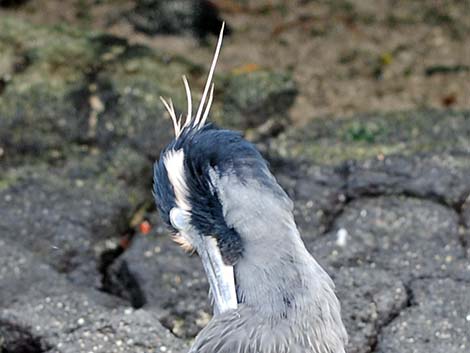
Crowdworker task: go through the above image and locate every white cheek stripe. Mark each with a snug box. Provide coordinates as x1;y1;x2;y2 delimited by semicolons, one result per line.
163;149;191;211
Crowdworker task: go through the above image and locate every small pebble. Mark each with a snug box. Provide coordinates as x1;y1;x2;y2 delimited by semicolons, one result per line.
336;228;349;247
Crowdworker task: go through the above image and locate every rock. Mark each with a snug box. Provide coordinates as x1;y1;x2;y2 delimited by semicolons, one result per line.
0;174;117;286
0;227;185;353
0;319;48;353
105;214;210;338
310;196;467;282
270;110;470;164
1;288;185;353
376;278;470;353
0;238;65;308
0;17;97;88
0;82;84;165
346;154;470;208
275;161;347;241
129;0;228;38
333;266;408;353
89;72;175;159
0;147;149;286
220;69;298;130
0;16;188;165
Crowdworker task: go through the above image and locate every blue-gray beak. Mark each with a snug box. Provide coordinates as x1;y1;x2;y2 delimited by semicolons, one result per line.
195;236;238;315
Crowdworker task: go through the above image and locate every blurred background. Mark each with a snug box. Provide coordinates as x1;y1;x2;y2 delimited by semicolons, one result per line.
0;1;469;353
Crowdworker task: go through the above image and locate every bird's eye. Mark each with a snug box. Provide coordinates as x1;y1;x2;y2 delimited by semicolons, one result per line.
169;207;190;231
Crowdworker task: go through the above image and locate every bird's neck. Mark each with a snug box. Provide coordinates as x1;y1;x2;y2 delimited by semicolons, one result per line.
234;226;333;319
200;172;347;352
233;221;347;352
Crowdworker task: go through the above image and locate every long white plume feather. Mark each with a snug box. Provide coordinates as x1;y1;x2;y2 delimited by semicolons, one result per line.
160;22;225;138
200;83;215;129
160;96;180;136
182;75;192;128
194;21;225;126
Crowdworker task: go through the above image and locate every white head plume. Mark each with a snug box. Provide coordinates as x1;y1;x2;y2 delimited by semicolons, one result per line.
160;22;225;138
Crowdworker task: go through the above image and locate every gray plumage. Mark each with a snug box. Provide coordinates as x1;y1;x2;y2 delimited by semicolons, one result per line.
188;170;348;353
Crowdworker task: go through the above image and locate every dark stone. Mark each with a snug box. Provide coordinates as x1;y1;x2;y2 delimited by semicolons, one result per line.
66;72;177;161
0;176;106;284
0;83;85;164
346;154;470;208
90;76;174;159
0;239;65;308
0;236;185;353
275;161;347;241
221;69;298;129
1;287;185;353
129;0;228;38
333;266;408;353
270;110;470;164
0;320;48;353
376;278;470;353
0;17;186;165
0;149;149;286
0;241;54;352
105;214;210;338
310;196;467;282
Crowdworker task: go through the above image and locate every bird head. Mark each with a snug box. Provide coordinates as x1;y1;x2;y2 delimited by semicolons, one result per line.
153;22;295;317
154;23;241;315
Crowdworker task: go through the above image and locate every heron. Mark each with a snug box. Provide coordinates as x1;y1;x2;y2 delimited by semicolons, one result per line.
153;23;347;353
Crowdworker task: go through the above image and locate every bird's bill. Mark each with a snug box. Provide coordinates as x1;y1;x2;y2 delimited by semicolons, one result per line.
196;236;238;315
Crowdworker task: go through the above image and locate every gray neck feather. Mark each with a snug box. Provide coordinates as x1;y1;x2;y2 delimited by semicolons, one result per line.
196;170;348;353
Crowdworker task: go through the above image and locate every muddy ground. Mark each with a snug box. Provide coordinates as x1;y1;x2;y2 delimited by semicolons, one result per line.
0;1;469;353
